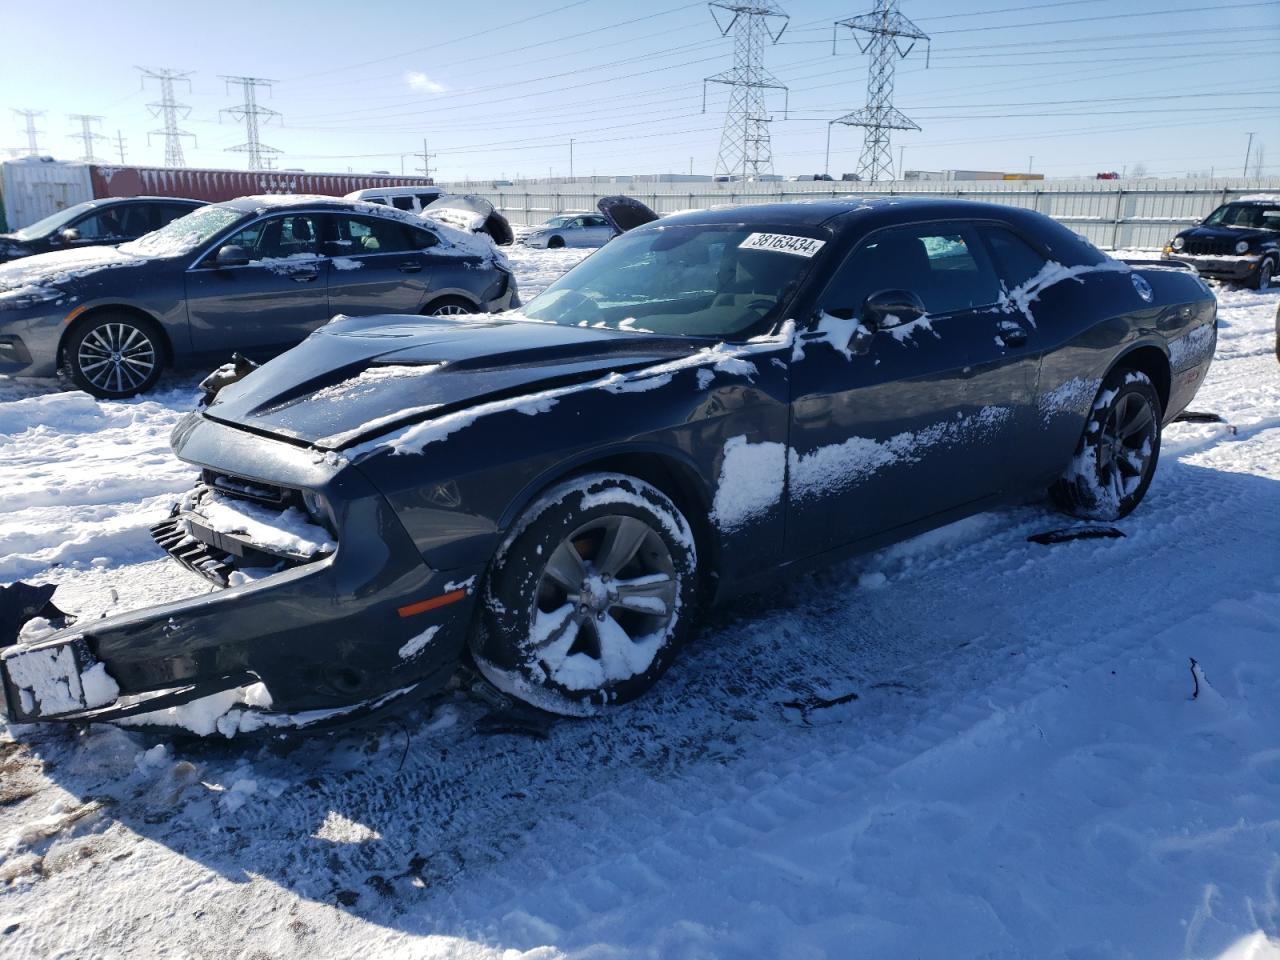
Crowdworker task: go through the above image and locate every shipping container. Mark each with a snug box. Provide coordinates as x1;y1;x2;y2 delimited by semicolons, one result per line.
1;159;435;231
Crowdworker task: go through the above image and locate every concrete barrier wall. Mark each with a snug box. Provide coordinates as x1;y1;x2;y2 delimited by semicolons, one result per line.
439;177;1280;250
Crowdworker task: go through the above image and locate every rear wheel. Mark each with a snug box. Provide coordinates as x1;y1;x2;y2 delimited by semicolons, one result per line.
423;296;475;317
1051;369;1163;520
472;473;699;715
65;313;164;399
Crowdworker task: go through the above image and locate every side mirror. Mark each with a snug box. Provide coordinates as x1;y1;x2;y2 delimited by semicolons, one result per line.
215;244;252;268
862;289;927;331
58;228;80;243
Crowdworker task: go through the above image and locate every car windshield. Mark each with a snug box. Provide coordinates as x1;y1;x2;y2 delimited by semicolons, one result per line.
118;205;246;258
521;223;825;337
1203;203;1280;231
542;216;574;228
10;202;97;241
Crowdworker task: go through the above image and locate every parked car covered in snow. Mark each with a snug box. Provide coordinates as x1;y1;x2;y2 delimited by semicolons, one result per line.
0;195;516;398
1163;195;1280;289
519;212;615;249
0;196;205;265
0;198;1217;732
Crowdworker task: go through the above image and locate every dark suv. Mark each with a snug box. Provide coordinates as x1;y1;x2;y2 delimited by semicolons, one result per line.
0;196;206;264
1163;196;1280;290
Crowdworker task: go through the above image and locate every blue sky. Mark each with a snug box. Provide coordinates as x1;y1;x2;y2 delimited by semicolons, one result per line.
3;0;1278;180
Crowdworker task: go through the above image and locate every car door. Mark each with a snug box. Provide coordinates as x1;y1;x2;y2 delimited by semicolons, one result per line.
183;212;331;357
322;213;432;316
581;214;614;245
63;205;132;248
561;217;594;247
785;220;1039;561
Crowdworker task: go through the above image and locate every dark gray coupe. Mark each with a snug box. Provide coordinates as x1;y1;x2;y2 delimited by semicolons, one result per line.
0;196;517;398
0;198;1217;732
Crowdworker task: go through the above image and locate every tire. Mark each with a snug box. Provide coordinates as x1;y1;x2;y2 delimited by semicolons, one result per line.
546;235;565;249
423;296;475;317
1250;256;1275;291
1051;368;1163;521
64;312;165;399
472;472;700;716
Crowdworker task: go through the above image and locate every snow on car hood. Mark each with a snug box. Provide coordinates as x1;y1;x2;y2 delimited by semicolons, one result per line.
202;313;709;449
0;245;145;293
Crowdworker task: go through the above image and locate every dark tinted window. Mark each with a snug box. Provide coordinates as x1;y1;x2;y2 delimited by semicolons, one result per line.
391;196;415;211
334;215;412;254
71;208;129;240
116;203;157;237
407;227;439;249
416;193;438;207
981;225;1048;290
822;222;1002;317
222;214;321;261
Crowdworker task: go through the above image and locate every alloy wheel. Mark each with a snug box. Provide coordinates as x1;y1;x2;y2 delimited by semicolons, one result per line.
530;514;678;681
1096;390;1157;504
77;322;157;395
430;303;472;316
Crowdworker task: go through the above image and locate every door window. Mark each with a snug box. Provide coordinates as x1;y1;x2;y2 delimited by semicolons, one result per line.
333;216;413;254
391;196;415;211
72;208;129;240
218;214;322;262
980;225;1049;290
822;222;1002;318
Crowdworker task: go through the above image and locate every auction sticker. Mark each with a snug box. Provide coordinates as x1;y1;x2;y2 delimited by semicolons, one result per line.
738;233;826;258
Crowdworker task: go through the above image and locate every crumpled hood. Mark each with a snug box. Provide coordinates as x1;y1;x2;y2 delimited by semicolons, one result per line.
203;313;705;449
0;245;146;293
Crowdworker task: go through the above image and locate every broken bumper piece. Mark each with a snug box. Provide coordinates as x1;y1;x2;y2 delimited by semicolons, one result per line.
1;424;484;731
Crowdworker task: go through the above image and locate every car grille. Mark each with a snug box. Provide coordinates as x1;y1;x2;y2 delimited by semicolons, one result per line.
1182;238;1236;256
202;469;301;509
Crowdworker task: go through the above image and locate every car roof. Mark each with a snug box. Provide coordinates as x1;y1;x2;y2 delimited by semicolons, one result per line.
655;196;1046;235
221;194;359;213
87;196;205;207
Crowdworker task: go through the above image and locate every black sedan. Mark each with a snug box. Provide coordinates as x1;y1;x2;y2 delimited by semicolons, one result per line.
0;196;204;264
1163;195;1279;289
0;196;517;398
0;198;1217;731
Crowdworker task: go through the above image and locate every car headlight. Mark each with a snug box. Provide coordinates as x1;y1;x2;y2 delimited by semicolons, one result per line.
1234;240;1250;255
1171;237;1185;251
0;284;64;311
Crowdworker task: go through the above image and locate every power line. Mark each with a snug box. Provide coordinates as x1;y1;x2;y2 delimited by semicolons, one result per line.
138;67;196;168
928;0;1278;35
67;114;107;162
220;76;282;171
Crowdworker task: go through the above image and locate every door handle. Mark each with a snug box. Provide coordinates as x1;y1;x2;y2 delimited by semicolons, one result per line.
398;262;423;274
289;269;319;282
996;320;1027;347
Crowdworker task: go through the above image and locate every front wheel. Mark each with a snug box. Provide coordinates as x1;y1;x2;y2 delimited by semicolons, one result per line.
1051;369;1163;520
1250;256;1274;291
546;235;565;249
65;313;165;399
472;473;699;716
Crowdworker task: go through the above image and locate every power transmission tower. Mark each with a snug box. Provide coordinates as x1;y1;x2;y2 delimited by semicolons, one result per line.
138;67;197;167
703;2;789;181
68;114;107;162
12;109;44;156
115;129;127;164
415;139;436;180
220;76;282;171
831;0;929;183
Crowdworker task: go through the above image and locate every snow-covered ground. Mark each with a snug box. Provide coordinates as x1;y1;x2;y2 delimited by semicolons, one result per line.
1;246;1278;960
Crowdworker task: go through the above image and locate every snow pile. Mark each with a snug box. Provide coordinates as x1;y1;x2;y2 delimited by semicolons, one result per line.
710;436;786;532
196;492;335;559
790;406;1012;501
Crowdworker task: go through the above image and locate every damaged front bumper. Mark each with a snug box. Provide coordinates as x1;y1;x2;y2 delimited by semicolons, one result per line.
1;413;484;732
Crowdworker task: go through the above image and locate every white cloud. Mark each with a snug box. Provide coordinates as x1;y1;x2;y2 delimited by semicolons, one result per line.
406;72;447;94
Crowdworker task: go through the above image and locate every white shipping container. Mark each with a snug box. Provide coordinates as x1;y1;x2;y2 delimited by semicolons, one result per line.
1;159;94;231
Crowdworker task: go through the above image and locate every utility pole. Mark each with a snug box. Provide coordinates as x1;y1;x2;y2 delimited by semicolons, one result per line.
704;2;789;181
414;139;435;181
831;0;929;183
114;129;127;164
1243;132;1257;177
138;67;196;167
898;144;904;180
1028;155;1034;173
220;76;282;171
569;139;574;181
12;109;44;156
68;114;107;162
